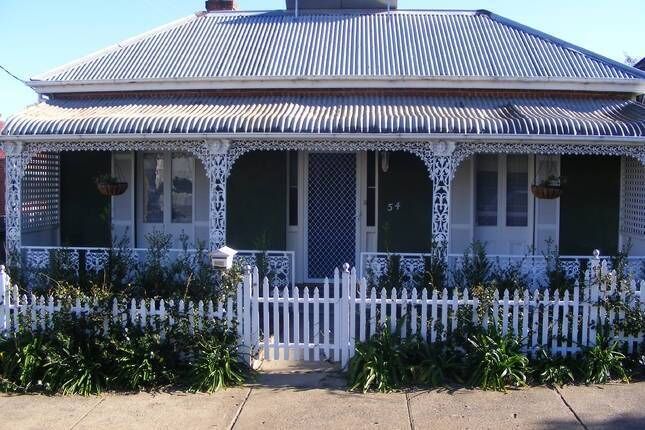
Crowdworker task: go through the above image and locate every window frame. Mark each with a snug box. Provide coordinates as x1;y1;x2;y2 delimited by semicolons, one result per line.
138;152;196;228
474;154;531;229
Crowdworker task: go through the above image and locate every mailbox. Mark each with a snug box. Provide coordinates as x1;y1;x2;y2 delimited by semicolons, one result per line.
211;246;237;270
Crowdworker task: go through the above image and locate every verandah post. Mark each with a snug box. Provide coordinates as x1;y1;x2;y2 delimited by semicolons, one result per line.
3;142;25;266
340;263;351;367
421;141;455;265
205;140;230;250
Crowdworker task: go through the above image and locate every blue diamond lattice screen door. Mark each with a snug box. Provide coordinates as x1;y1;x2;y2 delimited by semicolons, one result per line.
306;152;358;281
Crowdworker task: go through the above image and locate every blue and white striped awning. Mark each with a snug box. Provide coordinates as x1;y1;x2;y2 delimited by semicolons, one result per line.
3;94;645;137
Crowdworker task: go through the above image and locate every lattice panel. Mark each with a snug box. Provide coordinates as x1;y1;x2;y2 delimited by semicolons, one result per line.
307;153;357;279
22;153;60;232
622;157;645;238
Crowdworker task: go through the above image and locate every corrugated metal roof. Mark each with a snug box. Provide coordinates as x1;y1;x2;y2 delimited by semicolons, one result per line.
33;10;645;83
4;94;645;137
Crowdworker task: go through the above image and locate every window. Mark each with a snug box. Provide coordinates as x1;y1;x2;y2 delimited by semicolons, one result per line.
366;151;376;227
506;155;528;227
288;151;298;226
476;154;529;227
143;153;164;223
171;153;193;223
476;155;498;226
142;152;194;224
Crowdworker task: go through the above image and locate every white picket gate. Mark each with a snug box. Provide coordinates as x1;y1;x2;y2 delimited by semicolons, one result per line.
2;258;644;367
245;259;645;366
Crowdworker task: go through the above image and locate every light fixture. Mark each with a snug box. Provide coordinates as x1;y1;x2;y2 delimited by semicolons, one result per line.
381;152;390;173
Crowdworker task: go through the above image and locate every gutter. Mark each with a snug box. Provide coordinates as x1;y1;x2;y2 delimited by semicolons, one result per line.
1;133;644;145
27;76;645;95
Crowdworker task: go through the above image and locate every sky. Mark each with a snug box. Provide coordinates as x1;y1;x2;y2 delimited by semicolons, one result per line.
0;0;644;119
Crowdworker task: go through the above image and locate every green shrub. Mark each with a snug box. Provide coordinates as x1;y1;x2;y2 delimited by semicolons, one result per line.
453;241;492;290
109;328;178;391
0;331;49;393
404;338;463;387
490;259;529;294
347;325;408;392
581;334;629;384
531;349;577;387
43;329;109;395
187;324;249;393
465;329;529;391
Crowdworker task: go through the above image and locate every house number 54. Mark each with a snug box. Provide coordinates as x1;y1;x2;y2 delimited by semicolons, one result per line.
387;202;401;212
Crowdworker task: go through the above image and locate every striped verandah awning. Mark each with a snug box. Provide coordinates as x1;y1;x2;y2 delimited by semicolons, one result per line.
3;93;645;138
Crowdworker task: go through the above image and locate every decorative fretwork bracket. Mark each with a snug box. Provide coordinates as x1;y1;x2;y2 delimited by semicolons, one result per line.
410;141;456;261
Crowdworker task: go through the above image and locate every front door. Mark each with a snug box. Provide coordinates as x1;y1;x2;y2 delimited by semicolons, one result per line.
305;153;357;281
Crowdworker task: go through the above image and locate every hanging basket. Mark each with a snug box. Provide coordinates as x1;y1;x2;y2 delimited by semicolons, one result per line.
97;182;128;196
531;185;563;199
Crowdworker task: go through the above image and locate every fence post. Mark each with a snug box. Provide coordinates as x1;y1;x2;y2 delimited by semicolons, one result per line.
0;266;8;333
340;263;350;368
251;266;260;360
241;266;252;357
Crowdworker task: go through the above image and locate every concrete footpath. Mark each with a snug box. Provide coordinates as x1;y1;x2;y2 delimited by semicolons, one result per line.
1;362;644;430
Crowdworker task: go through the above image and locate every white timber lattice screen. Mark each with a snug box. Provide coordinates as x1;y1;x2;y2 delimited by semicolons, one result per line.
621;157;645;239
21;153;60;232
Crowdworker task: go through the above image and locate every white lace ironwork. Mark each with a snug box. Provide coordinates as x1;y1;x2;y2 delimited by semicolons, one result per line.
361;252;645;290
5;138;645;266
21;246;294;288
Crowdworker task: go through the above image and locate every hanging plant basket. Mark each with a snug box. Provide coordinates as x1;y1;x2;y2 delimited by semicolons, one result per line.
531;185;562;199
96;181;128;196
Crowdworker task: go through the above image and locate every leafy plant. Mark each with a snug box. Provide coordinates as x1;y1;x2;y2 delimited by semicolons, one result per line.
0;331;49;393
490;257;529;294
531;349;576;387
43;328;109;395
94;174;121;185
187;324;249;393
419;241;447;291
379;254;405;292
465;329;529;391
110;327;178;391
542;239;576;294
581;334;629;384
138;230;173;296
347;324;408;392
404;338;463;387
453;241;492;290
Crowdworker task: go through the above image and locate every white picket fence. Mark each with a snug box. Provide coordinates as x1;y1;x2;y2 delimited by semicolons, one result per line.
2;258;644;368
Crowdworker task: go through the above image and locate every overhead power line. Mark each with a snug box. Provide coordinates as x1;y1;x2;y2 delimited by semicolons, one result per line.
0;64;26;84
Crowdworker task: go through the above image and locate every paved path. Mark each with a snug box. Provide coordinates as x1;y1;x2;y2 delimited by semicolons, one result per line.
1;362;643;430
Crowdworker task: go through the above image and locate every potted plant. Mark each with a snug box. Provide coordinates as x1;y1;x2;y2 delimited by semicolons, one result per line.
531;175;565;199
95;174;128;196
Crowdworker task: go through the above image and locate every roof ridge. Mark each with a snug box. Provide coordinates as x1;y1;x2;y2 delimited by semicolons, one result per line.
486;12;645;79
32;13;201;81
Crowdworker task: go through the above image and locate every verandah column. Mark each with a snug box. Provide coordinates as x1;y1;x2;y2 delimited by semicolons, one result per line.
205;140;230;250
418;141;456;262
3;142;25;265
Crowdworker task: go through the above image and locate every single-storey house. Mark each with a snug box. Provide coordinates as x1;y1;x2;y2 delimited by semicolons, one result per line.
2;0;645;286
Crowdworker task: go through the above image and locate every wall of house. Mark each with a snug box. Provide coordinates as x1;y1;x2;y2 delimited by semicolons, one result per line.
227;151;287;250
377;152;432;252
60;152;111;246
22;153;63;247
449;154;559;256
559;155;620;256
619;157;645;254
109;151;286;250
